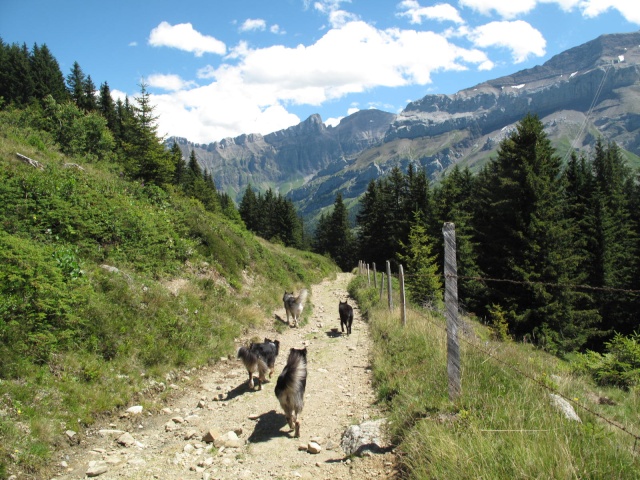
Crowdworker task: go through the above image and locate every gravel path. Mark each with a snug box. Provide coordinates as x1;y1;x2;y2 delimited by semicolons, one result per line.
50;272;397;480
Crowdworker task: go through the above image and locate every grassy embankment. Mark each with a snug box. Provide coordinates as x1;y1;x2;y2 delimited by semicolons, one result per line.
349;274;639;479
0;115;337;478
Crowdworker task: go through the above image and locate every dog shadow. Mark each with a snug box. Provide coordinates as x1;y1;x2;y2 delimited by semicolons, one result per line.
246;409;290;443
274;313;289;325
225;380;272;401
325;329;343;338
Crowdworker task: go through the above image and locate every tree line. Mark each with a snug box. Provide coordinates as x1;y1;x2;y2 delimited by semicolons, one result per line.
348;114;638;355
0;38;237;222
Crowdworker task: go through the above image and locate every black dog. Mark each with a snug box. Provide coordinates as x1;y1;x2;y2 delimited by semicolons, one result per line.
253;338;280;378
237;338;280;390
275;347;307;438
339;300;354;335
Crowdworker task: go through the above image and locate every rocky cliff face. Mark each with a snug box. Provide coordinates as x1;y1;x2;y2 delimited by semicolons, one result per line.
170;109;396;199
387;31;640;151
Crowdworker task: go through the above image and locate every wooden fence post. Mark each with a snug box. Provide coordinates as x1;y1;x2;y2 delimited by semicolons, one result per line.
380;272;385;301
443;222;461;402
386;260;393;311
372;263;377;290
367;263;371;286
399;264;406;326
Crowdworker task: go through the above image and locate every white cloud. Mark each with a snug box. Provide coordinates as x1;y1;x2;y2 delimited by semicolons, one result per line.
128;41;138;47
270;24;285;34
397;1;465;24
468;20;546;62
148;18;498;143
579;0;640;24
459;0;539;18
459;0;640;24
148;21;226;56
240;18;266;32
146;74;197;92
324;116;342;127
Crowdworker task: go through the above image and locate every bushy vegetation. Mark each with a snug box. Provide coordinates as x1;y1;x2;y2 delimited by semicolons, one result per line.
349;276;640;479
0;108;336;477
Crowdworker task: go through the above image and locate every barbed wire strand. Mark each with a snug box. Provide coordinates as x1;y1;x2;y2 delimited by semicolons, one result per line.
408;306;640;448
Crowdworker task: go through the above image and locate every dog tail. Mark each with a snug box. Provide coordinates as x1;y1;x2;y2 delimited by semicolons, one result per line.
296;289;308;306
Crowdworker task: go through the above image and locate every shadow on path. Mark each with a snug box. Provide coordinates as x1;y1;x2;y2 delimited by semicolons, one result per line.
247;409;291;443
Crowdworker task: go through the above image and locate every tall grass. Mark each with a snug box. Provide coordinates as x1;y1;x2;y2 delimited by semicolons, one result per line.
0;119;337;478
350;276;640;479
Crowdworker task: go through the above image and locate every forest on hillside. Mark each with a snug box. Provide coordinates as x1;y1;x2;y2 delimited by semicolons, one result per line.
2;38;640;359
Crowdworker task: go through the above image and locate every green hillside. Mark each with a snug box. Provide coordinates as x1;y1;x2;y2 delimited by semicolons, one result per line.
0;115;337;477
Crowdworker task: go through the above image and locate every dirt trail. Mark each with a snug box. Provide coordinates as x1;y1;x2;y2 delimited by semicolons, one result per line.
50;272;396;480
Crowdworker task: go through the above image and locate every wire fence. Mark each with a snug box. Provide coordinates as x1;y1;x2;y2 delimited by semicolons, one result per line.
357;256;640;452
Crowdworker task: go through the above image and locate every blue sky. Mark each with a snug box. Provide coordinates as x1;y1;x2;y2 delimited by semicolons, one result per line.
1;0;638;144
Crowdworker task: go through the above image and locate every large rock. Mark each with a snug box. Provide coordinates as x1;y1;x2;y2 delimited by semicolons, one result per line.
341;418;388;456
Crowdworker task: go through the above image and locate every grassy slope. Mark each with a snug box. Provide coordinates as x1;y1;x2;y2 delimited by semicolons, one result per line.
349;275;640;480
0;118;337;478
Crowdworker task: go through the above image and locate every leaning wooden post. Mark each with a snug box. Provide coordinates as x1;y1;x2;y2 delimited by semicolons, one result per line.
379;272;385;301
386;260;393;311
372;263;378;290
399;264;406;326
443;222;461;402
367;264;371;286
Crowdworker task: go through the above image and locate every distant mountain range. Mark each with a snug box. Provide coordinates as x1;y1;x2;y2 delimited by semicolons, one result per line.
168;30;640;226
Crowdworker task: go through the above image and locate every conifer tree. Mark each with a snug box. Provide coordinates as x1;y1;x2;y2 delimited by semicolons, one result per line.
433;166;485;313
398;211;443;309
66;61;86;107
590;140;637;337
98;82;117;133
81;75;97;111
326;193;355;271
119;84;174;185
239;185;259;232
473;114;597;352
30;43;68;103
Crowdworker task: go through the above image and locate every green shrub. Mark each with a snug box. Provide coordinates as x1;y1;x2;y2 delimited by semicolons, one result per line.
573;332;640;389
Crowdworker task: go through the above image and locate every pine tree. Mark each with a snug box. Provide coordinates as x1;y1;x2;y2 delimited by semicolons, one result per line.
30;43;68;103
119;84;175;185
590;140;637;337
433;166;485;313
66;61;86;107
97;82;118;135
239;185;260;232
1;42;34;105
169;141;185;186
328;193;356;271
473;114;597;352
398;212;443;309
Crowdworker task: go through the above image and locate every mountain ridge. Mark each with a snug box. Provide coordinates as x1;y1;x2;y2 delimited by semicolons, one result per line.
169;30;640;225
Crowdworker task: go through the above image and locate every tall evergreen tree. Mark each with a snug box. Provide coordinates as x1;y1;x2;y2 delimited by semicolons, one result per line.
473;114;597;352
97;81;117;132
80;74;97;111
30;43;68;103
316;193;355;271
119;84;174;185
66;61;86;106
433;166;485;313
590;140;637;337
239;185;260;232
398;211;443;309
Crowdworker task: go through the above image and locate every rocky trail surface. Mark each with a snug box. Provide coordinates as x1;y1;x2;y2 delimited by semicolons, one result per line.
49;273;397;480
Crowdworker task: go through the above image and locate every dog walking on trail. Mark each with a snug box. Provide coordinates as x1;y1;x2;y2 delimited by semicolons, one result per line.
339;299;354;335
282;289;308;327
275;347;307;438
237;338;280;390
